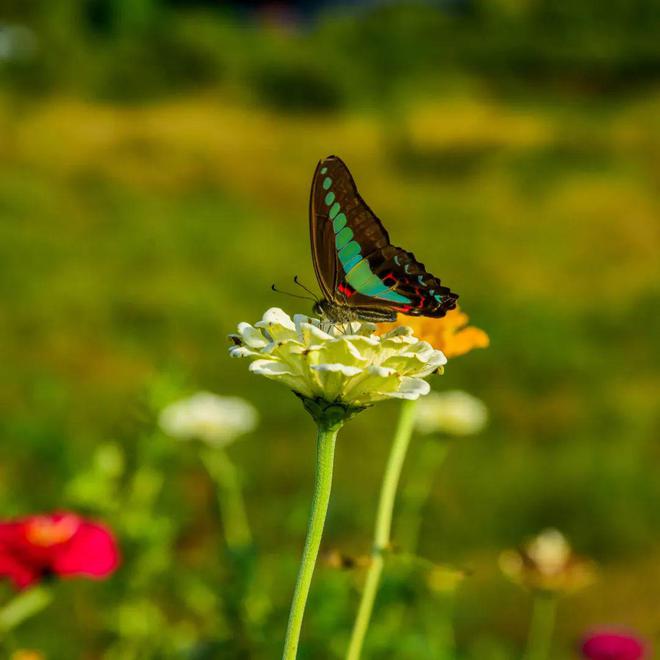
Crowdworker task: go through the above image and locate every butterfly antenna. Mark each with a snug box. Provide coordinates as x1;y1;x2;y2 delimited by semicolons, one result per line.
271;283;316;302
293;276;320;302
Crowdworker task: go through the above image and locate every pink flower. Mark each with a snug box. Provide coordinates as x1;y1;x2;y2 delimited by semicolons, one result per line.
581;629;647;660
0;512;120;590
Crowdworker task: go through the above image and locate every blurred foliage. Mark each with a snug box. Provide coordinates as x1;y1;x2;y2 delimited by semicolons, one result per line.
1;1;660;104
0;0;659;658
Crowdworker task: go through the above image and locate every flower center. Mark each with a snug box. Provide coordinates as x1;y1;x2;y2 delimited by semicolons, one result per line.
25;515;80;547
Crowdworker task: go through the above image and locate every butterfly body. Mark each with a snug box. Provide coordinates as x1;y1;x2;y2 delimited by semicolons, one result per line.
309;155;458;323
313;298;399;324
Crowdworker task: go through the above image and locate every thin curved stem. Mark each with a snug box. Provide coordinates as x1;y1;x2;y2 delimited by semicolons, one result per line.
200;447;252;549
523;594;557;660
346;399;418;660
423;591;457;659
0;585;53;635
282;422;340;660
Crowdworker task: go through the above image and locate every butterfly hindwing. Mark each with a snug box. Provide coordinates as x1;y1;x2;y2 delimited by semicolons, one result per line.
309;155;458;320
363;245;458;317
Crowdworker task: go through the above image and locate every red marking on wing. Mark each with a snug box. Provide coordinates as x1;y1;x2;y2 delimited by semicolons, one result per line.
382;272;397;286
398;305;412;312
338;282;355;298
413;286;426;309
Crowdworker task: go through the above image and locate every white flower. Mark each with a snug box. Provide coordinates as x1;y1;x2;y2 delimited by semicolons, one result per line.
159;392;258;447
414;390;487;436
499;528;596;594
229;308;446;410
526;529;572;576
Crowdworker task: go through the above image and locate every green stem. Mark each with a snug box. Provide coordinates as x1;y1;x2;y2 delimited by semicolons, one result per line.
423;592;456;659
282;421;340;660
523;593;557;660
200;447;252;549
0;585;53;633
346;399;418;660
398;437;450;553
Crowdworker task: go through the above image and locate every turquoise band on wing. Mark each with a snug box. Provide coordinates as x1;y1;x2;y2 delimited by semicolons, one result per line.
323;173;411;304
333;213;347;233
344;260;376;290
335;226;353;250
338;240;360;265
342;254;362;272
375;289;411;303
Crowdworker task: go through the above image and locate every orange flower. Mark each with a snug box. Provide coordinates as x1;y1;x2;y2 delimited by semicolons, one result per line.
377;307;489;359
11;652;45;660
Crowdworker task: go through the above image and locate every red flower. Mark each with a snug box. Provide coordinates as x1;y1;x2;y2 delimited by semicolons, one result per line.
581;629;647;660
0;512;120;590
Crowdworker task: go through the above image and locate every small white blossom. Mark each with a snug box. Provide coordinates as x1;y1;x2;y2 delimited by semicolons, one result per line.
526;528;572;577
229;308;446;409
159;392;258;447
499;528;596;594
414;390;487;436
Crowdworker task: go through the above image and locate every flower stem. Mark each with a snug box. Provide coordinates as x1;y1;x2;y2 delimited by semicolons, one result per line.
200;447;252;550
0;586;53;634
282;421;340;660
346;398;418;660
523;593;557;660
423;591;457;659
398;437;450;553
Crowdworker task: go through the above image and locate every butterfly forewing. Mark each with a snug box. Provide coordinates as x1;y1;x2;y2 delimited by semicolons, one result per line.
309;162;338;302
309;155;458;320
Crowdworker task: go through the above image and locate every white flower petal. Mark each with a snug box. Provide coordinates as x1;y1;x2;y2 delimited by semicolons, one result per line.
249;359;314;398
365;365;397;378
299;321;334;346
414;350;447;377
229;345;260;358
265;337;305;357
293;313;312;327
386;377;430;400
255;307;296;330
316;337;370;366
249;359;295;376
341;365;400;404
401;341;437;361
255;308;299;342
309;364;359;401
237;322;269;348
311;363;363;377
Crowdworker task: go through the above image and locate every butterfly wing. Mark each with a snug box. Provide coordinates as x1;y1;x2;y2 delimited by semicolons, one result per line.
360;244;459;317
309;159;340;302
309;155;458;318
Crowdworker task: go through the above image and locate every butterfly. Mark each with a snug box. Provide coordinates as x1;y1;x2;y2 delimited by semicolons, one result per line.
309;155;458;323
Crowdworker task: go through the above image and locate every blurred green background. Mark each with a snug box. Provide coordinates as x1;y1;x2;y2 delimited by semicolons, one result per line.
0;1;659;658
